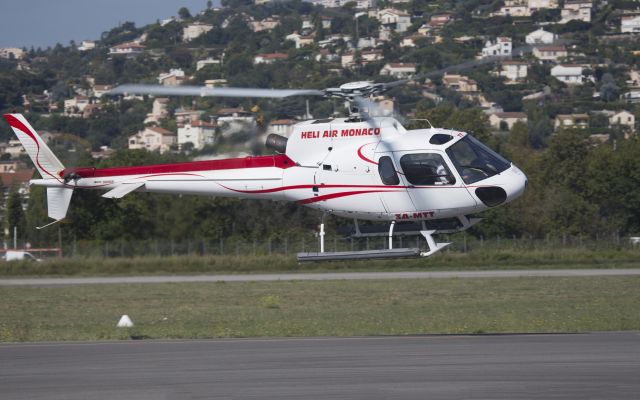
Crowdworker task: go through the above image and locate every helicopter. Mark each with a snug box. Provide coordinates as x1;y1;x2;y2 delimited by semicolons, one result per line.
3;57;528;262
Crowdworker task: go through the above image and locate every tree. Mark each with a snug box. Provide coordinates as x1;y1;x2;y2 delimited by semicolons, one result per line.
5;185;26;245
178;7;191;19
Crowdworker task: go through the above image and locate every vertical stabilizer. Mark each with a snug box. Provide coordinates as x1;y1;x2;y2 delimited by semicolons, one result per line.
3;114;73;225
3;113;65;180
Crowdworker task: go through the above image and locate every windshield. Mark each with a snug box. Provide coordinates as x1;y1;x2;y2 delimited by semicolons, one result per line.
446;135;511;184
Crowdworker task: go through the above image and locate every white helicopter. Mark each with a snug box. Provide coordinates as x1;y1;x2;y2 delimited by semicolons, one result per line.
4;69;527;261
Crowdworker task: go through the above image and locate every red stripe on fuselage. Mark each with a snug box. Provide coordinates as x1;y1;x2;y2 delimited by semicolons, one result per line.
297;190;403;205
63;154;296;178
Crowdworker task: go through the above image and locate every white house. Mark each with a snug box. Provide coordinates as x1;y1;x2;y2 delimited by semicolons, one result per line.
92;84;113;98
528;0;559;10
0;47;24;59
489;112;528;130
555;114;589;130
621;14;640;34
533;45;568;62
64;96;90;116
128;126;176;153
551;64;583;85
493;0;531;17
482;37;512;58
109;42;144;56
250;17;280;32
560;0;592;23
500;61;528;83
183;23;213;41
285;32;314;49
78;40;96;51
525;28;557;45
178;120;216;150
196;57;221;71
609;110;635;131
145;98;169;124
376;9;411;33
380;63;416;78
267;119;298;137
157;69;185;86
442;74;479;93
254;53;288;64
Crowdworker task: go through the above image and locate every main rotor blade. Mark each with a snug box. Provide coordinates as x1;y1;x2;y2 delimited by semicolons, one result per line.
108;84;325;98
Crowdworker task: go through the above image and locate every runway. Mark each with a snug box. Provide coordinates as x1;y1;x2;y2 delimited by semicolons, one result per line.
1;268;640;286
1;332;638;399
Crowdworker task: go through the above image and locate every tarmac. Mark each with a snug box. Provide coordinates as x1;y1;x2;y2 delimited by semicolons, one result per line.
1;332;638;399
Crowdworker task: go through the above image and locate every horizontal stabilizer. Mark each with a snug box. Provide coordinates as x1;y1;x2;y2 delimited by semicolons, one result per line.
102;182;145;199
47;187;74;220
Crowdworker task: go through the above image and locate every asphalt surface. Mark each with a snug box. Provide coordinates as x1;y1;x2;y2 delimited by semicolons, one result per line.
1;268;640;286
1;332;638;399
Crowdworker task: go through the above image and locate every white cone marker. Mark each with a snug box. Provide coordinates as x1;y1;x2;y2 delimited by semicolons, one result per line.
117;315;134;328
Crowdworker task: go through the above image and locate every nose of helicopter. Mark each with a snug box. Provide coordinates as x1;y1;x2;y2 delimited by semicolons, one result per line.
504;164;528;203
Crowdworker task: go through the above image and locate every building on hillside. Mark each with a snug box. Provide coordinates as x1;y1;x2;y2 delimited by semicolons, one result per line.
555;114;589;130
196;57;222;70
379;63;416;78
609;110;635;132
0;47;24;59
128;126;176;153
532;45;568;62
109;42;144;56
250;17;280;32
78;40;96;51
560;0;592;23
175;108;204;126
621;14;640;34
254;53;288;64
285;32;314;49
145;98;169;124
92;84;113;98
525;28;557;44
500;61;528;83
442;73;479;93
267;119;298;137
158;69;185;86
492;0;531;17
551;64;583;85
183;23;213;41
622;90;640;103
64;96;90;116
375;9;411;33
489;112;528;130
528;0;559;10
481;37;512;58
178;120;217;150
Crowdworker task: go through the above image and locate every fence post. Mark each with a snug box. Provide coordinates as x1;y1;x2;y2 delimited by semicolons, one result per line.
220;238;224;255
463;233;467;253
284;237;288;255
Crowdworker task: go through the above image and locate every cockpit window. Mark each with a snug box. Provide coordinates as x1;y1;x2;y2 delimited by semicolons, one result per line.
400;153;455;186
446;135;511;184
378;156;400;185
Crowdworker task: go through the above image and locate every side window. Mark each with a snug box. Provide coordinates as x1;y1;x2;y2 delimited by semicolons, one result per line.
378;156;400;185
400;153;456;186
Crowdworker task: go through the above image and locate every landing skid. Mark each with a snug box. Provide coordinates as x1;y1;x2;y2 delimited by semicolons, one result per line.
297;217;451;262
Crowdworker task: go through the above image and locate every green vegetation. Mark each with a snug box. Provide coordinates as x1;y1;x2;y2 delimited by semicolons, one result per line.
1;276;638;342
1;247;639;277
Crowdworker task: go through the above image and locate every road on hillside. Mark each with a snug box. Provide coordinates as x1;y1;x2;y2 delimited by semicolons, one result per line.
1;332;638;399
0;268;639;286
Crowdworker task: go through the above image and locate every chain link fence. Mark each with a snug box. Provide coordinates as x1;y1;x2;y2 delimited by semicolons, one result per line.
8;231;637;259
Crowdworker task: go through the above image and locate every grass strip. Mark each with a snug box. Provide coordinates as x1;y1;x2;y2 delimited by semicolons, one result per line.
1;248;640;277
1;276;639;342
